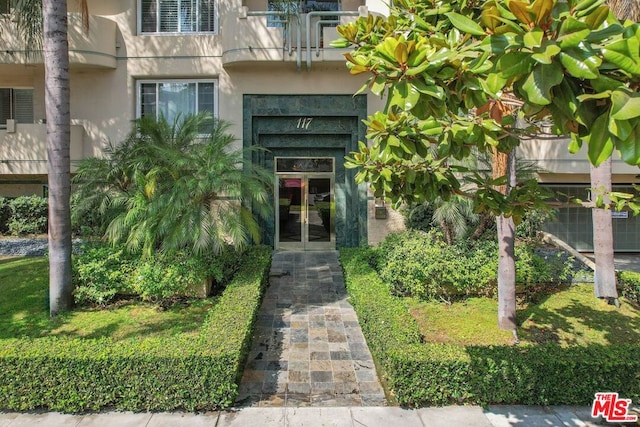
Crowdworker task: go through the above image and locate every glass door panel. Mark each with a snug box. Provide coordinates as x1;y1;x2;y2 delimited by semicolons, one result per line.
278;177;303;245
307;178;331;244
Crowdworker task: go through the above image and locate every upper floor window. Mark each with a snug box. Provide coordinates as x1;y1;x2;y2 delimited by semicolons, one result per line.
0;88;33;128
0;0;10;14
139;0;216;34
137;80;217;126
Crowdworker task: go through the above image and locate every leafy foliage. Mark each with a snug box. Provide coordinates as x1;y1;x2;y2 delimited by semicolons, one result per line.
334;0;640;215
374;230;573;300
72;243;241;305
618;270;640;306
0;246;271;413
6;196;48;235
72;113;272;256
0;197;11;234
340;248;640;406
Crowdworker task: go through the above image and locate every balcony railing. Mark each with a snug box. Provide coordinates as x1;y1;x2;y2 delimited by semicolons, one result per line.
0;123;85;175
0;13;116;69
222;7;366;69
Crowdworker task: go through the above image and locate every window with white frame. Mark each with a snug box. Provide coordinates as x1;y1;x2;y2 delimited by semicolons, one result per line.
0;88;34;128
139;0;216;34
137;80;217;125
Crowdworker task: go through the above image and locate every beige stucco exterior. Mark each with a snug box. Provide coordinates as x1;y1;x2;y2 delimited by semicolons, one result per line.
3;1;636;248
0;0;407;245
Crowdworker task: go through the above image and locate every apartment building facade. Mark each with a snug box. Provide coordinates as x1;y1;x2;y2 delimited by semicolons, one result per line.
0;1;638;251
0;0;405;249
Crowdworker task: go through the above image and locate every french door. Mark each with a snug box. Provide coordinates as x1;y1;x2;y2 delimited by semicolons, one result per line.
275;158;335;250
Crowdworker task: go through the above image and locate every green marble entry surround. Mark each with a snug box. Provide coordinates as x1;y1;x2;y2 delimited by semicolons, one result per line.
243;95;368;249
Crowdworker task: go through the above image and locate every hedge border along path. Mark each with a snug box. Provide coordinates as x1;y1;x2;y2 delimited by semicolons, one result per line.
339;248;640;407
0;245;272;413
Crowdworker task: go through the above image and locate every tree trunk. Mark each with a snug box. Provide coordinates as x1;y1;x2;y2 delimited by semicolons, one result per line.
590;160;618;302
44;0;73;317
494;148;518;337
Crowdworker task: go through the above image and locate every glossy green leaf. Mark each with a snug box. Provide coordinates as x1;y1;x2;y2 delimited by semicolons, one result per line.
531;42;561;64
616;125;640;165
558;49;600;79
568;134;582;153
521;62;564;105
586;24;623;43
611;89;640;120
585;113;614;165
557;17;591;48
602;39;640;74
608;117;632;141
445;12;486;36
389;81;420;111
524;28;544;48
530;0;554;26
583;5;609;30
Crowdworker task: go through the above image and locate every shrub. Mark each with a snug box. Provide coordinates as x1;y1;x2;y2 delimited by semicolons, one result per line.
131;249;240;301
73;244;242;305
515;208;557;240
341;248;640;406
72;244;138;306
7;195;48;235
0;197;11;234
0;245;272;413
618;271;640;306
376;230;573;300
403;202;435;232
70;192;107;237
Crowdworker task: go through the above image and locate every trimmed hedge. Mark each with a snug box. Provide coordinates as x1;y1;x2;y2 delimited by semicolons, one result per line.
340;248;640;406
0;245;271;413
7;196;48;235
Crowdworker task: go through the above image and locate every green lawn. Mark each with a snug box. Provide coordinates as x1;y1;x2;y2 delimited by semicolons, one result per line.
409;283;640;346
0;257;216;340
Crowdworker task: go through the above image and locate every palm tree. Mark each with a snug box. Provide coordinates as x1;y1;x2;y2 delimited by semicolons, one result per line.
12;0;88;316
73;113;272;257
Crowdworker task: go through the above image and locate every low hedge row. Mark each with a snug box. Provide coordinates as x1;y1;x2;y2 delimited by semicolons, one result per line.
340;248;640;406
0;245;272;413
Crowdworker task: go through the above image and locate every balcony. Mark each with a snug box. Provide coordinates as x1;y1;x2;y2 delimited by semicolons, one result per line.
222;6;366;69
517;136;639;177
0;123;85;175
0;13;117;69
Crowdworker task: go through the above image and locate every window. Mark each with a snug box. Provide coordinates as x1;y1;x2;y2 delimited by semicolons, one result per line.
137;80;217;125
0;88;33;128
139;0;216;34
0;0;10;14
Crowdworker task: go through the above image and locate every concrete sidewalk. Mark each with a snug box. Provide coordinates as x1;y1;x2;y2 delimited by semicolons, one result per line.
1;405;634;427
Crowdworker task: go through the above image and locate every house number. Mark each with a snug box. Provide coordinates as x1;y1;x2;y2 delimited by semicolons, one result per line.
296;117;313;129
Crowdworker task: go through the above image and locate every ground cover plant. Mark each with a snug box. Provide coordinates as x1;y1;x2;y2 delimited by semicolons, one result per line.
0;245;272;412
340;246;640;406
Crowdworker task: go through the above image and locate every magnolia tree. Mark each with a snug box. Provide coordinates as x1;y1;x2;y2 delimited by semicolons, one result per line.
333;0;640;339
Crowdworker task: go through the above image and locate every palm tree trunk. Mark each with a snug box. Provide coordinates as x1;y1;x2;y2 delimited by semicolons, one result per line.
590;160;618;302
44;0;73;316
495;149;518;337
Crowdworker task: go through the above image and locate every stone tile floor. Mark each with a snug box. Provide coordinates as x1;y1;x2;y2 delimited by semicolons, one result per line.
235;251;386;407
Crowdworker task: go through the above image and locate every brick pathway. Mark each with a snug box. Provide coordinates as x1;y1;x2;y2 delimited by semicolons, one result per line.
236;251;386;407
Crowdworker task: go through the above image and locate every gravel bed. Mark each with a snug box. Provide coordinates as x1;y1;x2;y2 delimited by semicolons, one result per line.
0;237;83;257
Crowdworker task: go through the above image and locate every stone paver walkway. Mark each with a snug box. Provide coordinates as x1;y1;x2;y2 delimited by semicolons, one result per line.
236;251;386;407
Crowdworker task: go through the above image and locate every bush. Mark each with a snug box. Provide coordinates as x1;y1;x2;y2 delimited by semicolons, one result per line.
0;197;11;234
618;271;640;306
70;192;107;237
72;244;138;306
376;230;573;300
341;248;640;406
8;196;48;235
0;245;272;413
73;244;242;305
515;208;557;240
131;249;240;301
403;202;435;232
